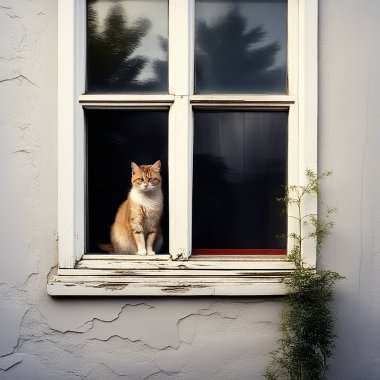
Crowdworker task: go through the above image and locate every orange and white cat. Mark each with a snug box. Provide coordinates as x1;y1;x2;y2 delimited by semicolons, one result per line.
104;160;163;255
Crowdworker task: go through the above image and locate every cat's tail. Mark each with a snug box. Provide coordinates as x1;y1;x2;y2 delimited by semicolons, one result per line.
98;243;114;253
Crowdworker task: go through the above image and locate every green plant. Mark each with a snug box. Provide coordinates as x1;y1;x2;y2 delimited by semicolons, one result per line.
264;170;343;380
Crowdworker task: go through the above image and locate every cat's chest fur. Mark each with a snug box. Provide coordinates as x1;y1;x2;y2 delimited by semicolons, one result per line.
129;188;162;228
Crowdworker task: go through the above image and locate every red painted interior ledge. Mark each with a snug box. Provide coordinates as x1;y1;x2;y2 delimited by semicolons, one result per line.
192;249;287;255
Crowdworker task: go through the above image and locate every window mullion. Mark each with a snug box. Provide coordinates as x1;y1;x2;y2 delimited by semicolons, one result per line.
287;103;299;258
288;0;302;263
169;97;193;259
169;0;194;96
168;0;194;259
288;0;299;97
298;0;318;267
75;0;86;262
58;0;87;268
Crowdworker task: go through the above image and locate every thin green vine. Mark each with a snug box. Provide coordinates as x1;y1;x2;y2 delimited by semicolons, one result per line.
264;170;343;380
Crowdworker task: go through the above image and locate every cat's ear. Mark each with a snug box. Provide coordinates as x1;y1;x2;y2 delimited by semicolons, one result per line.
151;160;161;172
131;162;140;175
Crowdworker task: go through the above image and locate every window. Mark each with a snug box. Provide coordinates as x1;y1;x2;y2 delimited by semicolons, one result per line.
49;0;318;296
192;110;288;254
86;109;170;254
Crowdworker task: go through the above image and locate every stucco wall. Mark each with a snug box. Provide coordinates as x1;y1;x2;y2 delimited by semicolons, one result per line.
319;0;380;378
0;0;379;379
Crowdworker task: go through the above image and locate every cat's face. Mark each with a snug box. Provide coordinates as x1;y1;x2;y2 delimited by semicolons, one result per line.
131;161;161;193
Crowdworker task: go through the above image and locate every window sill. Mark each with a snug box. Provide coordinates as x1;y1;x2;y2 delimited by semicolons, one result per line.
47;255;295;296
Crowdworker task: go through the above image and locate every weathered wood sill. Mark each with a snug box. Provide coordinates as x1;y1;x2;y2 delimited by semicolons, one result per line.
48;255;295;296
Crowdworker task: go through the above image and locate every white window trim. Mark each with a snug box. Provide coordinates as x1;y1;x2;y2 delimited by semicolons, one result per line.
49;0;318;296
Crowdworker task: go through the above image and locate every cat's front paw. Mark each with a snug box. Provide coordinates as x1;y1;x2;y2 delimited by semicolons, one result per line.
136;249;147;256
147;250;156;256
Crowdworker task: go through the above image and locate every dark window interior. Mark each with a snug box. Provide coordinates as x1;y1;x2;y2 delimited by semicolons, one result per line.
86;109;168;253
192;110;288;252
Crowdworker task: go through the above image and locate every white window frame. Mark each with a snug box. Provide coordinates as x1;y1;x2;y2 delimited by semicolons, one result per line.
48;0;318;296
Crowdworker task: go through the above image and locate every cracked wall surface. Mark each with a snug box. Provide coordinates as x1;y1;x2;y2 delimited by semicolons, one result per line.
0;0;380;379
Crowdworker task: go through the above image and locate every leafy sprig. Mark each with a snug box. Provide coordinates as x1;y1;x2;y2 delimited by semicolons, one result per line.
265;170;343;380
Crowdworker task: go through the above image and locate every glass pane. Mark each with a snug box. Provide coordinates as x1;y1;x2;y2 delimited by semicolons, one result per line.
195;0;287;94
86;110;168;253
192;110;287;251
87;0;168;93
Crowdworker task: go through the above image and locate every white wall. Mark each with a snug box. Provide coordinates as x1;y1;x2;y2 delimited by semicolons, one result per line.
319;0;380;378
0;0;379;379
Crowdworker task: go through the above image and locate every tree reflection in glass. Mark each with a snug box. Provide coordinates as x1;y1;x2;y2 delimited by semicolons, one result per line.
195;0;287;94
87;0;168;93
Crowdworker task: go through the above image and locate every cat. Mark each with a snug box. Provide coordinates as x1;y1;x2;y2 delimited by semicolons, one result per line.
100;160;163;255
